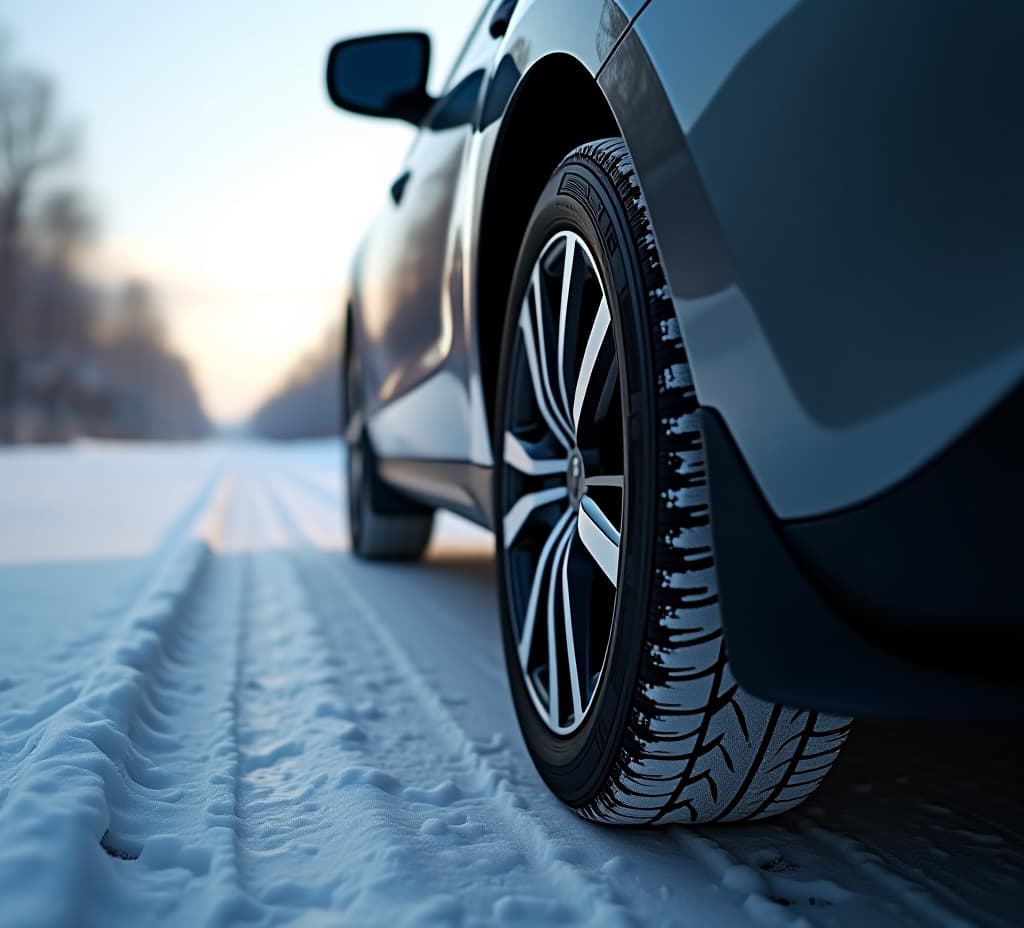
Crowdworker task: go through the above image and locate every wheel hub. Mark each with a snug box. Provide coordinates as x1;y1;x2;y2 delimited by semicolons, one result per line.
567;450;586;509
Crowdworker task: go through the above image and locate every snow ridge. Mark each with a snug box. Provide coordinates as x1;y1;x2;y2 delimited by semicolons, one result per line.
0;472;232;927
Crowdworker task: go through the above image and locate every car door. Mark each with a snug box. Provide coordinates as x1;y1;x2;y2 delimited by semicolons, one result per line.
357;1;506;438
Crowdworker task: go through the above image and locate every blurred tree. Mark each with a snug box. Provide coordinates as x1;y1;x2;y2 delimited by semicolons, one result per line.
0;35;209;443
108;278;167;346
98;280;209;440
29;189;96;349
39;188;95;262
250;323;341;440
0;38;78;440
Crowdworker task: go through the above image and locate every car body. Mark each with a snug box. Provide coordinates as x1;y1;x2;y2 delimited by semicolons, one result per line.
332;0;1024;729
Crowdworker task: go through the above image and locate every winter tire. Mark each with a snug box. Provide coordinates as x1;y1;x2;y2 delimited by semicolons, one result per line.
494;138;851;824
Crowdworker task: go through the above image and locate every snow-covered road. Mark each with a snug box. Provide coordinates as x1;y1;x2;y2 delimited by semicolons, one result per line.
0;441;1020;928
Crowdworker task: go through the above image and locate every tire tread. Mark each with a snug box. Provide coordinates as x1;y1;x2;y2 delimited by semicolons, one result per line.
566;138;851;825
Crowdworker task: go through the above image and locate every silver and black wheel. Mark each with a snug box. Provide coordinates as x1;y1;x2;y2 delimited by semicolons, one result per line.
494;138;851;824
345;335;434;560
498;226;624;737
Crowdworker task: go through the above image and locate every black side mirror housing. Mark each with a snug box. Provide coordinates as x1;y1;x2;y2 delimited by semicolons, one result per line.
326;32;434;126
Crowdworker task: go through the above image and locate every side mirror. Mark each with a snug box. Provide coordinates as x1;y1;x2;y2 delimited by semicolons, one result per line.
326;32;433;126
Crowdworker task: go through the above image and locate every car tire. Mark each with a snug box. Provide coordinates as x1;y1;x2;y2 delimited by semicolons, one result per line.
345;335;434;560
494;138;851;824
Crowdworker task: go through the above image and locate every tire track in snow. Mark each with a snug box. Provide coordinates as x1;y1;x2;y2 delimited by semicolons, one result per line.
85;472;264;927
666;757;1021;928
260;472;639;928
60;468;382;926
798;823;997;928
225;478;377;917
82;469;383;926
0;471;233;928
660;796;967;927
0;464;226;756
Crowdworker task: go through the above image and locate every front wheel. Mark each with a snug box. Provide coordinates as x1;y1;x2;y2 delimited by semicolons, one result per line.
494;138;851;824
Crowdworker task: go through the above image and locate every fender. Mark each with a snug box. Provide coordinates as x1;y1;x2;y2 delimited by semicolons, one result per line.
602;0;1024;520
457;0;642;468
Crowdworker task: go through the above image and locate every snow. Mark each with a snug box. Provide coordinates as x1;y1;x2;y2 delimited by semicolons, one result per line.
0;440;1020;927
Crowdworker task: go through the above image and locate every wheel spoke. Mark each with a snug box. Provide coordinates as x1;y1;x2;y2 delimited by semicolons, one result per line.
546;526;574;729
572;297;611;430
531;267;575;435
559;533;584;724
578;495;621;586
503;486;567;547
519;286;572;448
503;431;566;476
517;509;575;669
556;234;577;425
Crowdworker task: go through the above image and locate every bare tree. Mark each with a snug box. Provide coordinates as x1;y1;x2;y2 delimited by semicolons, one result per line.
29;189;96;351
109;278;167;346
0;36;209;443
39;188;94;262
99;280;209;440
0;40;77;439
251;323;341;440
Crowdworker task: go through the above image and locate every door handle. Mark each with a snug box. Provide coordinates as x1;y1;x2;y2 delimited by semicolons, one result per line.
489;0;518;38
390;171;411;205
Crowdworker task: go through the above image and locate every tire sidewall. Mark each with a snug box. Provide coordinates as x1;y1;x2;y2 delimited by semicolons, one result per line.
494;155;659;806
345;344;366;552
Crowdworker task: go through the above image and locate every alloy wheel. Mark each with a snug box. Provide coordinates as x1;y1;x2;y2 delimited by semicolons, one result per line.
499;230;626;736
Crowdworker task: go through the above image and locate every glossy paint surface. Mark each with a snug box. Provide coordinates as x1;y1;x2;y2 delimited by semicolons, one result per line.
605;0;1024;518
352;1;499;453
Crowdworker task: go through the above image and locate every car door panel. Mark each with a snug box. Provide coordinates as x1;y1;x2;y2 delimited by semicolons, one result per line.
356;4;501;438
358;128;466;408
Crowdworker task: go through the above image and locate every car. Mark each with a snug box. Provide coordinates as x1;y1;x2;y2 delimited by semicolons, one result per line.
325;0;1024;824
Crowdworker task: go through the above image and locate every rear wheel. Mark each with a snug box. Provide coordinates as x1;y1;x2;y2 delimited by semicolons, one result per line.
494;138;851;824
344;336;434;560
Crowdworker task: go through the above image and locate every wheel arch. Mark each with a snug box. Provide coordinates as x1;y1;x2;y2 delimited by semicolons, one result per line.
475;53;620;441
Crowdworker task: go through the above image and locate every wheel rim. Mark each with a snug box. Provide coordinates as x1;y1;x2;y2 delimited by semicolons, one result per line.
501;230;625;736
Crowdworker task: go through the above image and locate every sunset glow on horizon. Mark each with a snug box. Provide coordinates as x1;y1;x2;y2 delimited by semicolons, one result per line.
0;0;481;423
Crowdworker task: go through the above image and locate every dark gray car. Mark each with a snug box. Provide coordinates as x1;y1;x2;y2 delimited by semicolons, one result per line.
326;0;1024;824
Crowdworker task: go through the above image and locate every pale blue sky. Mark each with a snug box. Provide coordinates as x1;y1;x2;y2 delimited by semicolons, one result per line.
0;0;483;421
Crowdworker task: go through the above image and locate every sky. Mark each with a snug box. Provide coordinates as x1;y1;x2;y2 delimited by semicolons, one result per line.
0;0;483;423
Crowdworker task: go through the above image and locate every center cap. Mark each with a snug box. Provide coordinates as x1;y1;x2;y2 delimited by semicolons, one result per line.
567;450;586;508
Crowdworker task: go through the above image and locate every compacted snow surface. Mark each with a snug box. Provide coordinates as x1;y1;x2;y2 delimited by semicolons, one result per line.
0;441;1020;928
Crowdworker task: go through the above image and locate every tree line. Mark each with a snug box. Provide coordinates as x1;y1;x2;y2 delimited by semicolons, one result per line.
0;35;208;443
249;323;340;440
